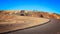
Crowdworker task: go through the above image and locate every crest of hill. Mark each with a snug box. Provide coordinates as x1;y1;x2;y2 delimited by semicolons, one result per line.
0;10;60;19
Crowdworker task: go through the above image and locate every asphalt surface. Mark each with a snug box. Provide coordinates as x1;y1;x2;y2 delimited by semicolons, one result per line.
2;19;60;34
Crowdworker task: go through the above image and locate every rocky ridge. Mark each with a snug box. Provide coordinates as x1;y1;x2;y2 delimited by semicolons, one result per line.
0;10;60;19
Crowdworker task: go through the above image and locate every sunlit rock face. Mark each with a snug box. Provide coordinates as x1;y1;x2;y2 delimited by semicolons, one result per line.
0;10;60;19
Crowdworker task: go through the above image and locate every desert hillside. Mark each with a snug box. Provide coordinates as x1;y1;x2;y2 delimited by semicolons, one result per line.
0;10;50;33
0;10;60;19
0;10;60;33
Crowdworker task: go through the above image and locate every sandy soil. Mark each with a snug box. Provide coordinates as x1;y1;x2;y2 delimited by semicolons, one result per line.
0;15;49;33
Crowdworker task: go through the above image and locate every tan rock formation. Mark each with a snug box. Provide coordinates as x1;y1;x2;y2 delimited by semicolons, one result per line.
0;10;60;19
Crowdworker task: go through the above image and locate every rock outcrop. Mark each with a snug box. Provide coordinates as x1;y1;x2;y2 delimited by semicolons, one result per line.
0;10;60;19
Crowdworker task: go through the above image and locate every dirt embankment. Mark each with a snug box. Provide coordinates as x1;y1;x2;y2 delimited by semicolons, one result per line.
0;10;60;19
0;10;50;33
29;12;60;19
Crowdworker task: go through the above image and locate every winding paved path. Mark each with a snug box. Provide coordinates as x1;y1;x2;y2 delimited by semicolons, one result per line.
2;19;60;34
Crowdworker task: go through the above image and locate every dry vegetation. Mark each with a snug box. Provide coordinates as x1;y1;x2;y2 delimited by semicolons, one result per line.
0;10;60;20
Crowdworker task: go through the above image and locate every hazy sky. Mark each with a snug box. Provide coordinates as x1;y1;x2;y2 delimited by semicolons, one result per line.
0;0;60;14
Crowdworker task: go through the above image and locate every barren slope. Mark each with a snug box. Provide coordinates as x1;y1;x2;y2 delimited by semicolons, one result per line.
0;15;49;33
